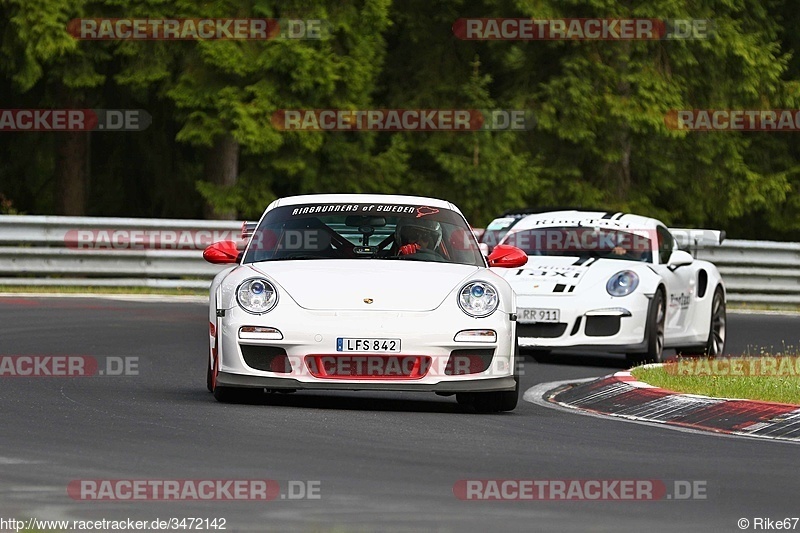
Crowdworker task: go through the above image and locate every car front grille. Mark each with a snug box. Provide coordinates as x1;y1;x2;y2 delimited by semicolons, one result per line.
445;349;495;375
517;323;568;338
304;355;432;379
584;316;622;337
240;345;291;373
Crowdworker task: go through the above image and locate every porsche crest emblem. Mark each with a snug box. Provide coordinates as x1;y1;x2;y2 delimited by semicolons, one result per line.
363;298;374;304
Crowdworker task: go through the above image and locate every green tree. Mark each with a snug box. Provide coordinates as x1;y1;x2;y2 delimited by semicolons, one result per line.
375;0;540;225
130;0;395;219
1;0;110;215
517;0;797;231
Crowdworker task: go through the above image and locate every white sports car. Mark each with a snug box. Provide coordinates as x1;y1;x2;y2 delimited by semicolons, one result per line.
482;210;727;365
202;194;528;412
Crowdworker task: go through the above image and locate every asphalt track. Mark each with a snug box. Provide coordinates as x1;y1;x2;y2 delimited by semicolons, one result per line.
0;297;798;532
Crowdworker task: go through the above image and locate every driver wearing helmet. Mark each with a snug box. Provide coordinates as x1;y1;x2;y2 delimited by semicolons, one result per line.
396;218;443;256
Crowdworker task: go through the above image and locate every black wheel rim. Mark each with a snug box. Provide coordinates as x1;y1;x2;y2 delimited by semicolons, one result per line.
655;296;665;360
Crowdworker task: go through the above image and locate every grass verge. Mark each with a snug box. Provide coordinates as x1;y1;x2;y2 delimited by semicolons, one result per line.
728;302;800;313
631;357;800;405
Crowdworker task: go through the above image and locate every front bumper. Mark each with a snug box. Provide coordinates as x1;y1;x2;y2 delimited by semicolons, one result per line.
515;293;651;350
216;303;516;392
216;372;516;392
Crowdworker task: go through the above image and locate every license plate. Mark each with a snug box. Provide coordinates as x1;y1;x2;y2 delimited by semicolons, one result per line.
336;338;401;353
518;308;560;323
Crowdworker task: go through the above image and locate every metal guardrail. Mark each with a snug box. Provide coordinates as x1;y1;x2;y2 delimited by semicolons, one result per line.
0;215;798;304
694;240;800;304
0;215;240;246
0;215;239;290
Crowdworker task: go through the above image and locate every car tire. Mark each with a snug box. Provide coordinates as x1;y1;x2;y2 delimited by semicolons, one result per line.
207;349;218;393
494;374;520;412
676;287;726;357
455;392;473;406
626;288;665;366
209;352;264;403
456;340;519;413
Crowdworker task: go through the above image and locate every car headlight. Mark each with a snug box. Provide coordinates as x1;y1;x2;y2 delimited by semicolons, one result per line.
458;281;499;317
606;270;639;297
236;278;278;314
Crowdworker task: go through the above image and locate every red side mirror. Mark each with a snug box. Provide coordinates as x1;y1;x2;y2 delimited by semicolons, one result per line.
203;241;241;264
487;244;528;268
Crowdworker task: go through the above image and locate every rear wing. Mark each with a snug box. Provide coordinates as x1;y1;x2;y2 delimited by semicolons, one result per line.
669;228;726;249
241;221;257;239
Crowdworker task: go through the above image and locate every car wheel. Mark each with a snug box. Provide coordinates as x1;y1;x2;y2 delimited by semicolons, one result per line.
207;348;219;393
455;392;474;407
676;287;726;357
210;353;264;403
456;340;519;413
626;289;665;366
207;321;217;392
494;373;520;412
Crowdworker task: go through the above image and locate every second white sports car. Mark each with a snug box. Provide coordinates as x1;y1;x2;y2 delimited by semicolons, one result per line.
486;210;727;364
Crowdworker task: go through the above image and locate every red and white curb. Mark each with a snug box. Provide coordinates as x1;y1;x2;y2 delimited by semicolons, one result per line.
533;365;800;443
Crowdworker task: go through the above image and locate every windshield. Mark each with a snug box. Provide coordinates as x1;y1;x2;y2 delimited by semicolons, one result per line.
479;216;522;251
243;202;486;267
500;226;653;262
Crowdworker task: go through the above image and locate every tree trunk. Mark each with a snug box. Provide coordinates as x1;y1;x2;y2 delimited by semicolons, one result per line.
613;40;632;199
203;133;239;220
617;130;631;199
55;132;89;215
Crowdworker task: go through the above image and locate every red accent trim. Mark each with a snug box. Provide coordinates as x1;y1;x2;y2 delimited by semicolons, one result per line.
211;353;219;391
304;354;432;380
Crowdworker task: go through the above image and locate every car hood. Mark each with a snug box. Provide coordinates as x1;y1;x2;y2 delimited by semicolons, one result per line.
499;256;645;295
249;260;481;311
